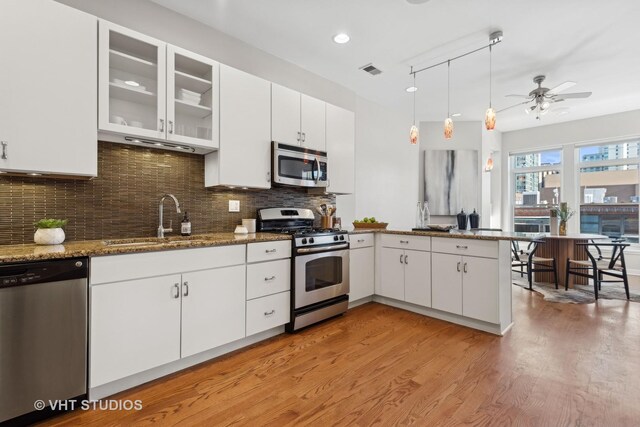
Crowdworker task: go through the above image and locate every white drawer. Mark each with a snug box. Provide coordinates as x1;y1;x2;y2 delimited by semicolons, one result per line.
350;233;374;249
246;259;291;300
431;237;498;259
380;234;431;251
247;240;291;263
246;291;290;336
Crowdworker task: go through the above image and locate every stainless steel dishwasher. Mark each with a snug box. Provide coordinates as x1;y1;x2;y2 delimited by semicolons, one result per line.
0;257;88;425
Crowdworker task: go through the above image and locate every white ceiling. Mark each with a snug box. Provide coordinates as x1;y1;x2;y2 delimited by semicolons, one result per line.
151;0;640;132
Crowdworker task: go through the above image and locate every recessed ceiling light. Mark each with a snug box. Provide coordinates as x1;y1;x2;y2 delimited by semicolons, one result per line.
405;86;418;93
451;113;462;117
333;33;350;44
124;80;140;87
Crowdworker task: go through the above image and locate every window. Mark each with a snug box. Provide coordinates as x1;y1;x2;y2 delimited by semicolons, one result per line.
578;141;640;243
511;149;562;232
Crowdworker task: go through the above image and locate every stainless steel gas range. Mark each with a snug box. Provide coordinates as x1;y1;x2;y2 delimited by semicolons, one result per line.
257;208;349;331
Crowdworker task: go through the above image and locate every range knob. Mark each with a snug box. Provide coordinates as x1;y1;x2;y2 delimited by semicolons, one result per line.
333;235;339;241
301;238;308;244
309;238;315;244
339;235;345;241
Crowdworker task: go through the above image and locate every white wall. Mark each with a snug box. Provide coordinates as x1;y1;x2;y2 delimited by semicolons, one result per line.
419;121;502;228
352;97;419;230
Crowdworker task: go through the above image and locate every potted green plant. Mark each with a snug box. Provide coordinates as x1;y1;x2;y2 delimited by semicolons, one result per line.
34;219;68;245
553;203;574;236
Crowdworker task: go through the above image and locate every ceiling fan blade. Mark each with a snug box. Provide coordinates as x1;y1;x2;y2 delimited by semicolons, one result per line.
552;91;592;99
547;81;576;95
497;101;530;113
505;94;531;98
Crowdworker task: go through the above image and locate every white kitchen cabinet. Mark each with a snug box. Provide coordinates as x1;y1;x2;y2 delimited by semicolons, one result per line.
98;21;219;153
403;249;431;307
0;0;97;176
90;275;182;387
246;258;291;300
271;84;326;151
349;234;375;302
205;65;271;188
431;252;463;315
431;252;499;324
378;247;407;301
326;104;355;194
181;266;246;358
246;291;290;336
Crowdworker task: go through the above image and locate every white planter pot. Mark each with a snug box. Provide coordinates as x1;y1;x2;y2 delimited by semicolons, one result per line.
34;228;66;245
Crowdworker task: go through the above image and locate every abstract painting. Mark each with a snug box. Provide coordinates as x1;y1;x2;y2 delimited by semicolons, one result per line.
424;150;478;215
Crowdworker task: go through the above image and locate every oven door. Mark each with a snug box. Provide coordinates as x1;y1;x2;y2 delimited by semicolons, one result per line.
273;148;328;188
294;249;349;309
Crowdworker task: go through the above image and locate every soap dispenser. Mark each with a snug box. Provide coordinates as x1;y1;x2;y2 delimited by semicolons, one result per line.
456;209;468;231
469;209;480;229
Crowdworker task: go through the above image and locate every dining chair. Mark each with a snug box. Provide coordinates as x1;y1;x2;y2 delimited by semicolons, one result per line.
511;241;528;277
565;241;630;300
526;239;559;290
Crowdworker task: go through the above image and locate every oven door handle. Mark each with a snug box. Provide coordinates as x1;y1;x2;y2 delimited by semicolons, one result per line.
314;158;321;183
297;243;349;254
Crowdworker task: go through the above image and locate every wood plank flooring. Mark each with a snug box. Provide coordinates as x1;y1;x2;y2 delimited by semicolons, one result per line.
43;287;640;426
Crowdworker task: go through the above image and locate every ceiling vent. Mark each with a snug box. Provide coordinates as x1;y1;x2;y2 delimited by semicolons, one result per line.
359;63;382;76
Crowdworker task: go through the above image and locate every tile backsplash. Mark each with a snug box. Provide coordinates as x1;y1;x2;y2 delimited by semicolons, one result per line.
0;142;335;245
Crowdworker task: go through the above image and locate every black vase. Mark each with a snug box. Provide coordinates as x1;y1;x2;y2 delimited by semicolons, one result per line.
469;209;480;229
456;209;468;230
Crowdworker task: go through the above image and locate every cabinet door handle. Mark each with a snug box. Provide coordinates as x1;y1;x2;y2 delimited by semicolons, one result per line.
301;132;306;142
159;118;165;132
463;263;468;274
400;240;409;244
173;283;180;299
1;141;7;160
183;281;189;297
404;255;408;264
168;120;174;134
456;245;468;249
456;262;461;272
265;249;277;254
400;254;404;264
264;309;275;316
266;171;271;182
297;131;301;142
264;276;276;281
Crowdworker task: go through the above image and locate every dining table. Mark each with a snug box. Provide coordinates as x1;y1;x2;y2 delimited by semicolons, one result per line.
531;233;608;288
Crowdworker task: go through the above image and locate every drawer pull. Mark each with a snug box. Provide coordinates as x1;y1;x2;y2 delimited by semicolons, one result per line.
456;245;468;249
357;239;365;243
264;309;275;316
400;240;409;244
265;249;277;254
264;276;276;281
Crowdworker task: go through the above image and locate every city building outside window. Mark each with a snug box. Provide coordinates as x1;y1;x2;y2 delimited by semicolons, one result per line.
578;140;639;243
511;149;562;233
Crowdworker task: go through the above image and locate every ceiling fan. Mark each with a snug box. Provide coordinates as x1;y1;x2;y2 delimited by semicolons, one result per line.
499;75;592;119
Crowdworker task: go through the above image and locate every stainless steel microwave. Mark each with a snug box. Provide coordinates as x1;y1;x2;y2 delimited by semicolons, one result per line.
272;142;328;188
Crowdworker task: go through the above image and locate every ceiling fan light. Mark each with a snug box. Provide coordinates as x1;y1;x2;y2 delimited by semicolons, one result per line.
444;117;454;139
485;107;496;131
410;125;419;145
541;101;550;110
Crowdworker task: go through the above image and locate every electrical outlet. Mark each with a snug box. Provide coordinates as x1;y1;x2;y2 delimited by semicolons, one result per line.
228;200;240;212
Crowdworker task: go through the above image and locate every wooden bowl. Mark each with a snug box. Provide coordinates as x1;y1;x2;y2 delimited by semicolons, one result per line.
352;222;388;230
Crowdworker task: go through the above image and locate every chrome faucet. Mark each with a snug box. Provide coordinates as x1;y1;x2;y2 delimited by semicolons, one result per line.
157;194;181;238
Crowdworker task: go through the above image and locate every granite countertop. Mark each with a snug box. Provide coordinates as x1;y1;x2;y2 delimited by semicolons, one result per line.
0;232;291;263
349;228;537;241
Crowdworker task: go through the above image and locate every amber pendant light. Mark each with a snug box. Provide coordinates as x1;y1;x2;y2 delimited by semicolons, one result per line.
485;43;496;130
443;60;453;139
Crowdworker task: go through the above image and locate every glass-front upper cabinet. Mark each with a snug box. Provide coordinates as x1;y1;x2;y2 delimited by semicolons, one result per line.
98;21;166;140
166;46;219;149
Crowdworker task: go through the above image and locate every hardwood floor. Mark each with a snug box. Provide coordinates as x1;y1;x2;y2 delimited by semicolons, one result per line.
44;287;640;426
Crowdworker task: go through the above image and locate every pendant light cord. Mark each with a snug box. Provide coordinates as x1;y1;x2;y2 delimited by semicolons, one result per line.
447;60;451;117
489;44;493;108
413;71;416;125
